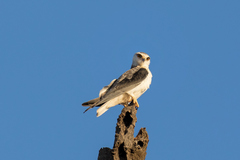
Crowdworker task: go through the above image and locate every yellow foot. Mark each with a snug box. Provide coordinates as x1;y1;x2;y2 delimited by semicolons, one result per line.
132;96;139;108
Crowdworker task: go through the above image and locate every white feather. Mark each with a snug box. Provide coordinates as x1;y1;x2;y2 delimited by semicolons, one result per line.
127;67;152;99
96;94;125;117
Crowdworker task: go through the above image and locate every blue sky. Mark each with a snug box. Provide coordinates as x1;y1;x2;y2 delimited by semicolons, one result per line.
1;1;240;159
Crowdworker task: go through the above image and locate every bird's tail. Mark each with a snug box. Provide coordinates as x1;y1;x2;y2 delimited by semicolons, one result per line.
82;97;99;106
83;106;93;113
96;103;111;117
82;97;100;113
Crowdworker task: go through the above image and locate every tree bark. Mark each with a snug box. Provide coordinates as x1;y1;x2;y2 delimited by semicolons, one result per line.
98;104;149;160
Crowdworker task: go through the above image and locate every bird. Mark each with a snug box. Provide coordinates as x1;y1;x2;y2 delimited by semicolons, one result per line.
82;52;152;117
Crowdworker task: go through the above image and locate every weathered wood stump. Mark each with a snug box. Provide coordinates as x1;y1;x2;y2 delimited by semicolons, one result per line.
98;104;149;160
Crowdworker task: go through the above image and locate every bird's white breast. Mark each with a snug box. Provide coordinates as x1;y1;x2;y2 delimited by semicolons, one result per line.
127;68;152;99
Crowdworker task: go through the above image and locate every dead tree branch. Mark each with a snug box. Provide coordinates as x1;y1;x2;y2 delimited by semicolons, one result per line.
98;104;149;160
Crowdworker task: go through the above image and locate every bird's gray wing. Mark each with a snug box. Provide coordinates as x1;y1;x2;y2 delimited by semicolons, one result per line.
93;66;148;106
99;79;117;97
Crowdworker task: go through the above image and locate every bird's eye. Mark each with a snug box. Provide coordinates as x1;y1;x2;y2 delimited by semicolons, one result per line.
146;57;150;61
136;54;142;58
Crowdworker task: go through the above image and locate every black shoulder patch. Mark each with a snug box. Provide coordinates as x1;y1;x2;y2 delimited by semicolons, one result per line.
117;68;148;88
131;68;148;81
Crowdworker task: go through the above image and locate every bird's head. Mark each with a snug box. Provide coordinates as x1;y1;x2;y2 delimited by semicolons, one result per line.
131;52;151;68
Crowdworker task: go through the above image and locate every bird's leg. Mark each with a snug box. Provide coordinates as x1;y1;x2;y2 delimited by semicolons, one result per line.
126;94;139;109
123;93;139;109
121;93;133;107
131;96;139;108
127;96;133;105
